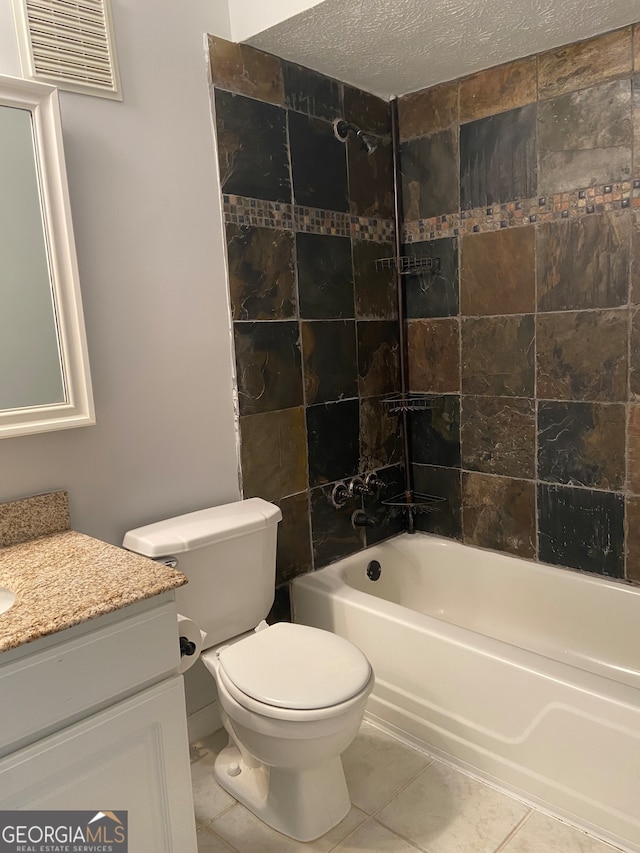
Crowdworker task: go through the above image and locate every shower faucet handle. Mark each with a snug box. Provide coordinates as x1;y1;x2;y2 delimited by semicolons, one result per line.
330;481;350;508
347;476;367;497
364;472;387;492
332;475;387;509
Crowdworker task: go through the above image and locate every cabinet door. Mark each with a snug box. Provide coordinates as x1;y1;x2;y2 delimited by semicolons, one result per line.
0;676;197;853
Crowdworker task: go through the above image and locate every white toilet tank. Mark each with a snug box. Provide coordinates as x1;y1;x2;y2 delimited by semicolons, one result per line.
122;498;282;648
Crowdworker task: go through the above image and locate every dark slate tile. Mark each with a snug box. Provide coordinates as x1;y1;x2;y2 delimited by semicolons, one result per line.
343;84;391;136
404;237;459;318
625;496;640;583
398;81;458;139
360;396;403;471
353;240;397;320
348;135;394;218
302;320;358;405
538;78;632;150
538;484;624;577
537;309;628;402
226;224;296;320
459;57;537;123
363;464;407;545
537;212;630;311
540;150;632;198
400;129;459;220
461;227;535;315
461;315;535;396
413;464;462;539
310;483;363;567
275;492;313;585
209;36;284;105
463;473;536;558
537;401;625;490
289;111;348;211
240;407;307;501
214;89;290;202
283;60;342;121
461;396;535;478
267;585;291;623
234;321;303;415
296;233;354;319
538;80;632;194
410;395;460;467
307;399;360;486
460;104;537;210
407;318;460;393
357;320;401;397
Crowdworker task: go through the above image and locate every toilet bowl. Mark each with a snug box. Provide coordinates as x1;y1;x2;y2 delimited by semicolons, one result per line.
122;498;375;842
201;621;374;841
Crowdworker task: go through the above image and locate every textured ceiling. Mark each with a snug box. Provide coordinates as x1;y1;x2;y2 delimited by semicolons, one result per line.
248;0;640;98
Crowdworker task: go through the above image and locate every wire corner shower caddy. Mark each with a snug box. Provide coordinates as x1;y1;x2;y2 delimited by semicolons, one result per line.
374;255;441;275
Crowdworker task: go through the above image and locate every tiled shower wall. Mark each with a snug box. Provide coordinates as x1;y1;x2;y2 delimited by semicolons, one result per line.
208;37;405;599
398;24;640;581
209;24;640;589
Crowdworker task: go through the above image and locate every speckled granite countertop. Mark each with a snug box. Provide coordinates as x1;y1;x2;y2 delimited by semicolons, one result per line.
0;492;187;653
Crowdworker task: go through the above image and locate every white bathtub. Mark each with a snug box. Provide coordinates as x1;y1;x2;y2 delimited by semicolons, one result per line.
291;533;640;852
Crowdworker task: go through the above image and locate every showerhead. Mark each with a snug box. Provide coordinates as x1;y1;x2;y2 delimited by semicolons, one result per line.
333;118;378;155
357;130;378;155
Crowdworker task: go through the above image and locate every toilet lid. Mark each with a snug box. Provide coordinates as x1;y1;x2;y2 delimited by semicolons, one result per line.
217;623;372;710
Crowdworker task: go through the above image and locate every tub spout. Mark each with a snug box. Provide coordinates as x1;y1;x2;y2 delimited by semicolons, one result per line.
351;510;378;529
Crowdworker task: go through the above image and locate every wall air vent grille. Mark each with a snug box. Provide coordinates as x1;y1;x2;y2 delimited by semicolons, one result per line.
12;0;122;99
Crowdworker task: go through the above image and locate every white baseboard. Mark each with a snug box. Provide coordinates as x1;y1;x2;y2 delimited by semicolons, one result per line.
187;700;222;743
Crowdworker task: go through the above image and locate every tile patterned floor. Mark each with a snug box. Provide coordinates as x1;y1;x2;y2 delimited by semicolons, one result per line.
190;722;622;853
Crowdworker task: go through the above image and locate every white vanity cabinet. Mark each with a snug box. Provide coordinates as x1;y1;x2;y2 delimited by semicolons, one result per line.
0;593;197;852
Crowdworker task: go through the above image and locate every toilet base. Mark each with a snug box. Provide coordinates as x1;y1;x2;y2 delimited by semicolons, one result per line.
214;743;351;842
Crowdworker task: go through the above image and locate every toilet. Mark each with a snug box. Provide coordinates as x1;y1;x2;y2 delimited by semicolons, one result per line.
122;497;374;842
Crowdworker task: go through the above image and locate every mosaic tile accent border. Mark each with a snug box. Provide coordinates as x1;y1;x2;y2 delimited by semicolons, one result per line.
403;180;638;242
223;194;395;242
224;182;640;244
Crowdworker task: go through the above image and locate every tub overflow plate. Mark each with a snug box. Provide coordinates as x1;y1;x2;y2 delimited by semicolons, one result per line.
367;560;382;581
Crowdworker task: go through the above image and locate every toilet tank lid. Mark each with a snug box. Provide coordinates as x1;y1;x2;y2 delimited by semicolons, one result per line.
122;498;282;557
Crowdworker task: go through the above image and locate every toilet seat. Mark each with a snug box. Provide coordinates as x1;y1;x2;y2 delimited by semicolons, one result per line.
206;622;372;720
215;664;374;723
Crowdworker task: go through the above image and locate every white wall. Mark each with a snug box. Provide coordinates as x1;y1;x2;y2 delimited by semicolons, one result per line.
229;0;325;42
0;0;241;546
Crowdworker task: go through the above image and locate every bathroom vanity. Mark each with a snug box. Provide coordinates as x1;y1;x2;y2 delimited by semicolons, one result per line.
0;493;198;852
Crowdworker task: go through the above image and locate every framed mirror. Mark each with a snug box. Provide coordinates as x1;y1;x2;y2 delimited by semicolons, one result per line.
0;74;94;438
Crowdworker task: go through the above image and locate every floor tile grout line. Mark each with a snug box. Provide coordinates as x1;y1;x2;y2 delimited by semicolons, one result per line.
204;800;238;827
492;808;535;853
327;813;433;853
362;758;452;853
381;734;540;824
195;724;436;852
367;815;433;853
366;756;436;820
195;724;608;852
196;818;244;853
354;734;544;853
322;809;370;853
366;815;436;853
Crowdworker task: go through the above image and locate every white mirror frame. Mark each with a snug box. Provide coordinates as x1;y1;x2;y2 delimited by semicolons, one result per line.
0;74;95;438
